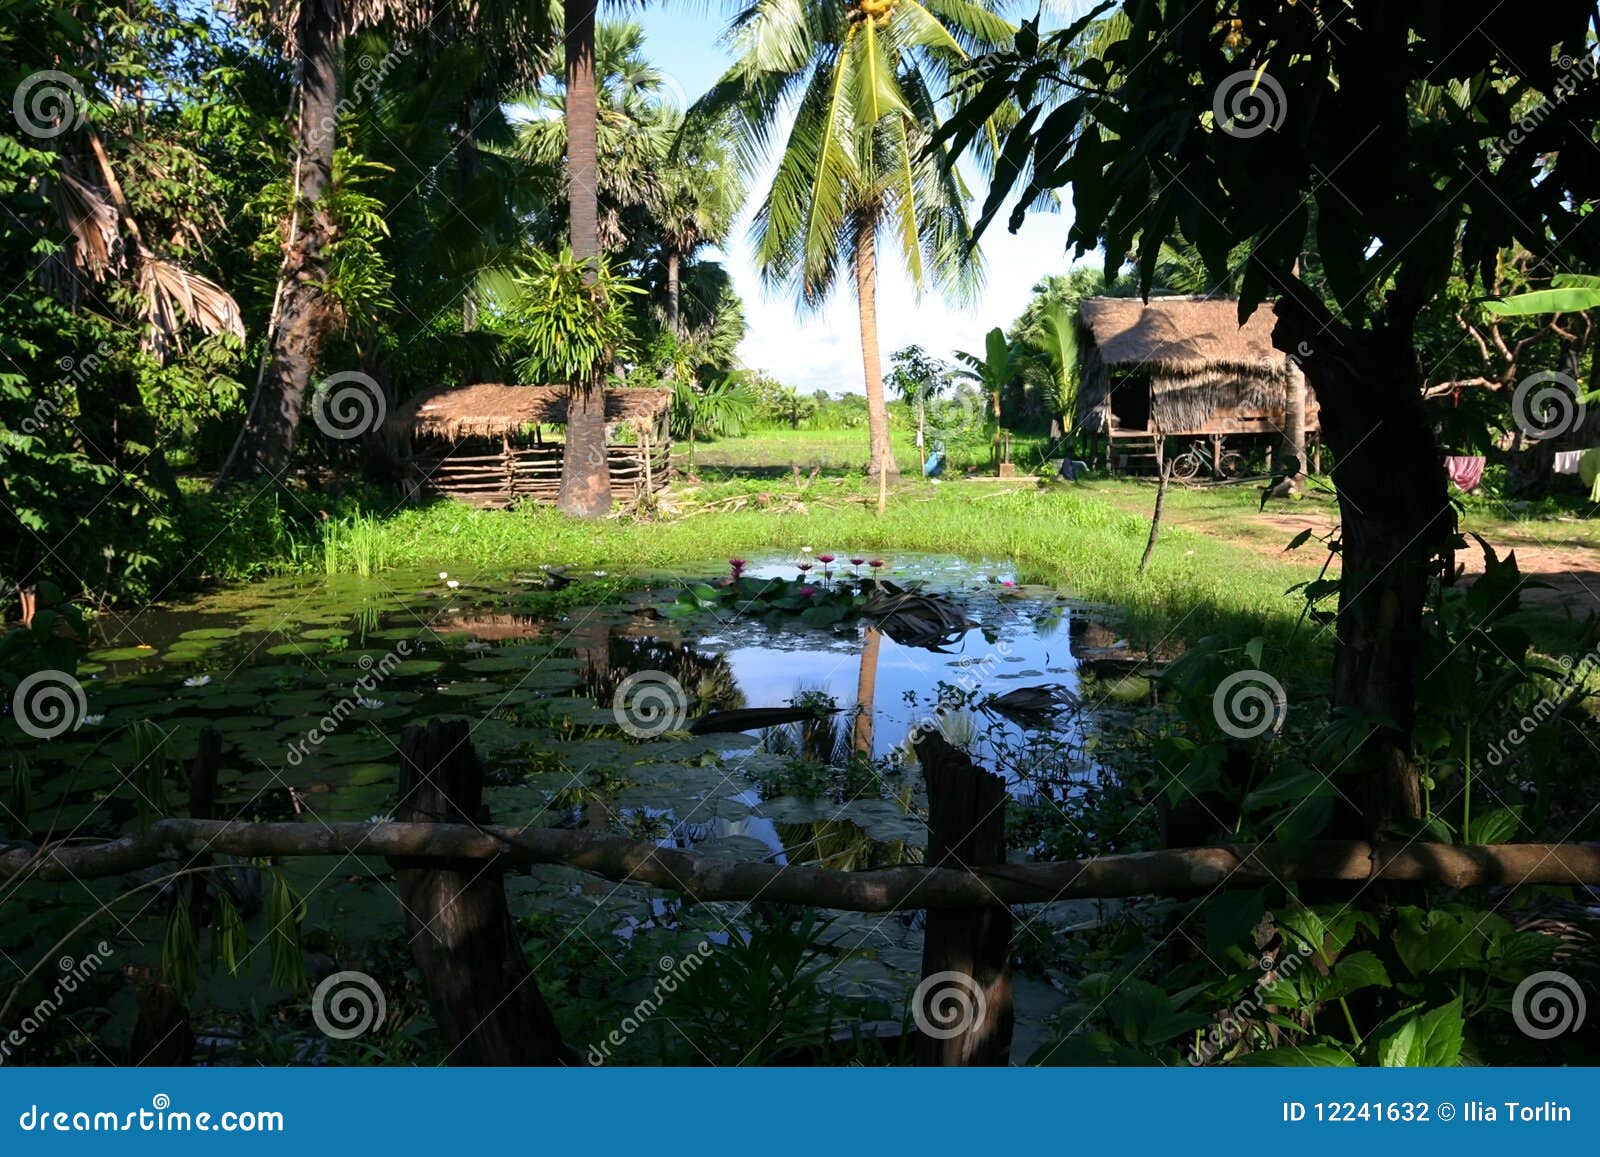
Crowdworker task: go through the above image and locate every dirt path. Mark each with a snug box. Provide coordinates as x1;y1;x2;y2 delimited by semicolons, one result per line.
1106;488;1600;616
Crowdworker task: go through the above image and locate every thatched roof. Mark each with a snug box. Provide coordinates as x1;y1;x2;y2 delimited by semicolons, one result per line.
388;383;672;440
1078;296;1288;378
1076;296;1305;434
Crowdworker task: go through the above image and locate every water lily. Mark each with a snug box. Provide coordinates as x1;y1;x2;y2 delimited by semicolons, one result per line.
183;674;212;688
356;697;385;710
799;585;817;597
82;714;105;726
368;814;393;826
868;559;885;570
817;554;835;564
446;579;460;590
800;546;813;554
729;558;747;579
438;571;449;580
797;562;813;574
1002;579;1016;587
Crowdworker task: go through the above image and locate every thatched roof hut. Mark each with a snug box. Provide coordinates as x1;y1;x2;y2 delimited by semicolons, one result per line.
389;384;673;508
1076;296;1317;437
386;383;672;441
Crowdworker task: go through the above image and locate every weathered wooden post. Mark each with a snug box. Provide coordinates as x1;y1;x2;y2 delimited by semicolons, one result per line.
390;720;573;1064
912;730;1014;1066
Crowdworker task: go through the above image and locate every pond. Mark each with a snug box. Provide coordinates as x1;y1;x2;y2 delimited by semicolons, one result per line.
2;553;1151;1061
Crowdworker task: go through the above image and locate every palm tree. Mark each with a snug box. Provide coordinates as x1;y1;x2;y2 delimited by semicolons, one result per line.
1022;302;1078;437
653;126;742;334
219;0;551;484
513;22;679;257
951;326;1023;470
691;0;1011;483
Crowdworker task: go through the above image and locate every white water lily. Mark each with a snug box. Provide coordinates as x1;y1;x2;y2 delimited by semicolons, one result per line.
463;640;491;653
438;571;449;580
81;714;105;726
367;814;393;825
356;697;385;710
446;579;460;589
183;674;212;687
593;570;608;577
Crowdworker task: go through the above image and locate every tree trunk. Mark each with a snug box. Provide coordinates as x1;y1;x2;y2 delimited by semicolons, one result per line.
217;0;341;484
852;627;882;756
1274;315;1451;837
392;721;573;1064
1138;440;1170;576
555;0;611;518
854;218;899;482
665;249;681;335
913;732;1013;1066
1283;359;1307;485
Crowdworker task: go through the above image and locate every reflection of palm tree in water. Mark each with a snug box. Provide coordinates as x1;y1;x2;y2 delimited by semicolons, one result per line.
852;627;882;756
577;631;745;715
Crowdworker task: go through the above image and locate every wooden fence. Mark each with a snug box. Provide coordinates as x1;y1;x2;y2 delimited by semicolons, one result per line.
4;720;1597;1066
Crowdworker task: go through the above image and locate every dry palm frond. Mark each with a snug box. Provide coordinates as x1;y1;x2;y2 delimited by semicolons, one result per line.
860;583;974;649
47;171;124;280
984;684;1080;721
136;251;246;359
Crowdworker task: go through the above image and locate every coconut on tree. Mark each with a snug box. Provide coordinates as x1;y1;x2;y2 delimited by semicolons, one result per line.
690;0;1013;483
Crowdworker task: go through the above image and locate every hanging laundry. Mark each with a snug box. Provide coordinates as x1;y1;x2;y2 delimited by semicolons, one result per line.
1444;455;1485;492
1553;449;1588;475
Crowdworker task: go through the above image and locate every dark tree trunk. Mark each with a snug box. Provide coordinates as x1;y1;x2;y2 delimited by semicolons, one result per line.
913;732;1013;1066
665;249;681;335
556;0;612;518
218;0;342;484
1139;441;1171;576
1273;312;1452;837
392;721;573;1065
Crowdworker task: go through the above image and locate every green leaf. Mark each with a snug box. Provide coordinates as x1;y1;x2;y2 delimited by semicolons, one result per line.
1321;951;1391;1001
1374;997;1464;1067
1232;1044;1357;1066
1465;805;1524;845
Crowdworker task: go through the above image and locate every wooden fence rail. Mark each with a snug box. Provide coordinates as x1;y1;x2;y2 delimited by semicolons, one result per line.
5;817;1599;901
6;720;1599;1067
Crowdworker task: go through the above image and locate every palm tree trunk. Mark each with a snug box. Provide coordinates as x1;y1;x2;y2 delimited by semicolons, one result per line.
852;627;882;756
556;0;611;518
1282;360;1307;486
665;249;681;335
853;218;899;482
218;0;341;484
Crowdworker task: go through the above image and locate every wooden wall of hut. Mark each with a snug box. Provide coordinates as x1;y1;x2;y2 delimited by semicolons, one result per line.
406;437;672;508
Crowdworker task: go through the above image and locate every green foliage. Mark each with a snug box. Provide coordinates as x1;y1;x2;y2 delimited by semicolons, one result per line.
499;247;641;383
660;574;867;629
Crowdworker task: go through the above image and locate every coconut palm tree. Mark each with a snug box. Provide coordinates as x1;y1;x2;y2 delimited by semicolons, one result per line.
690;0;1012;482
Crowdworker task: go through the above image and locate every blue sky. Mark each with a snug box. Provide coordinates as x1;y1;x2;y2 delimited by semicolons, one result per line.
634;4;1086;393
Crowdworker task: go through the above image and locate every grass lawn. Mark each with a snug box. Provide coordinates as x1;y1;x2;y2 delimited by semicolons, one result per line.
689;426;1058;478
327;471;1329;656
313;432;1593;659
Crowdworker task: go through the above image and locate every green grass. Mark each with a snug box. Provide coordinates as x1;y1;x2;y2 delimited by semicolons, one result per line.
690;425;1058;478
318;474;1327;653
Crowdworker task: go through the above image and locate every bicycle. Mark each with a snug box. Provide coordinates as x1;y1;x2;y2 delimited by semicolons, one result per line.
1169;440;1245;482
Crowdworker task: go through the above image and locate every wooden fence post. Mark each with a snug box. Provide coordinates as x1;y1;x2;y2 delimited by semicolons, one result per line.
912;731;1014;1066
390;720;573;1064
